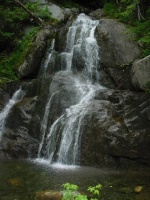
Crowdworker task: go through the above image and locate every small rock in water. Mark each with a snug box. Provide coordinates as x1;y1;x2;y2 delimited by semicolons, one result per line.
7;178;23;187
135;186;143;193
35;190;62;200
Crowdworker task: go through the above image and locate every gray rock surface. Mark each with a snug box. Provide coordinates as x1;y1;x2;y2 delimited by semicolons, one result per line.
81;89;150;169
89;9;104;19
0;13;150;170
131;55;150;90
0;96;39;158
46;4;65;21
18;28;55;78
95;19;141;89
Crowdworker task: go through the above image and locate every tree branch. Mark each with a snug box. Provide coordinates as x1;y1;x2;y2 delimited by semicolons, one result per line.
14;0;44;26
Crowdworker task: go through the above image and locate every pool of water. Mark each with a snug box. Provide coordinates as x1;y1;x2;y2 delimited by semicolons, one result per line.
0;158;150;200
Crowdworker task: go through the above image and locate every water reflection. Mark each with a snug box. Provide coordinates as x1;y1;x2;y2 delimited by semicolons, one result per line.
0;159;150;200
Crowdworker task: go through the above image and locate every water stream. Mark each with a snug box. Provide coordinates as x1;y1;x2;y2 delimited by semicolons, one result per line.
0;88;25;140
0;159;150;200
37;13;104;165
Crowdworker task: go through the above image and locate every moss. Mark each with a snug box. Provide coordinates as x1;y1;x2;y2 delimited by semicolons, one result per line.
0;27;41;84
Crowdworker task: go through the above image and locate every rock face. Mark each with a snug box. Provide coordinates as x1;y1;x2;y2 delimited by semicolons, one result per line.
81;89;150;168
95;19;141;89
46;4;65;21
0;12;150;170
131;55;150;90
0;96;39;158
17;27;55;78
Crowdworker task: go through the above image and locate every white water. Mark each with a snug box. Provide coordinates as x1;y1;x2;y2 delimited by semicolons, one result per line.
37;14;103;166
38;90;60;158
0;88;25;140
39;39;55;77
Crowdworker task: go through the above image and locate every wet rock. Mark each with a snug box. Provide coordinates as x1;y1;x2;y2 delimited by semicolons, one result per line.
95;19;141;89
44;71;80;138
7;178;23;187
135;186;143;193
0;88;9;111
0;127;39;158
35;190;62;200
18;28;55;78
0;97;39;158
55;19;74;53
81;89;150;169
131;55;150;91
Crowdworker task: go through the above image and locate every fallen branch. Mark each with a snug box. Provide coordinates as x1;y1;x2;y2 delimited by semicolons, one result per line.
14;0;44;26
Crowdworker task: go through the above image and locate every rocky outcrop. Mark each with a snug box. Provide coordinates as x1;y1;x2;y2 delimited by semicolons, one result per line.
131;55;150;90
0;96;39;158
46;4;65;21
95;19;141;89
17;27;55;79
81;89;150;169
0;11;149;170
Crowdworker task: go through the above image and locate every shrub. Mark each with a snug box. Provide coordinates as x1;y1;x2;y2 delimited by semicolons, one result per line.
62;183;102;200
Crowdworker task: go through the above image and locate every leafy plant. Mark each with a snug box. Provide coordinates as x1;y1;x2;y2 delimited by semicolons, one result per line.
62;183;102;200
0;27;40;83
87;184;102;197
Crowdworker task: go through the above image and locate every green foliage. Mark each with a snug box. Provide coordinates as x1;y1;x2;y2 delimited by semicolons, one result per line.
0;0;54;83
25;2;52;20
62;183;102;200
103;3;120;19
0;27;40;83
87;184;102;196
145;81;150;93
119;0;140;22
103;1;150;57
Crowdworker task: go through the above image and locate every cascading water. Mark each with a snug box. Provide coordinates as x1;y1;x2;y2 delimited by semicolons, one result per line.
38;13;104;165
0;88;25;140
38;39;55;77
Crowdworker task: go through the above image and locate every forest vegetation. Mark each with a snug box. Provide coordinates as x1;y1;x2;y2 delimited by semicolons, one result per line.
0;0;150;83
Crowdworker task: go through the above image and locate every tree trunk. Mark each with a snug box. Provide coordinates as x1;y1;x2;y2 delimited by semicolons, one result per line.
137;4;145;20
14;0;44;26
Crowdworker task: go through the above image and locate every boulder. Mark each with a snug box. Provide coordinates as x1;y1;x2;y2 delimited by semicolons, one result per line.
130;55;150;90
46;4;64;21
35;190;62;200
18;28;55;78
81;89;150;169
95;19;141;89
55;19;74;53
0;96;39;158
89;9;104;19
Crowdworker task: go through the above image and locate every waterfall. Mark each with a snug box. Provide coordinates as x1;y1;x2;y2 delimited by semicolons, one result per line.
38;14;103;165
0;88;25;141
38;39;55;77
61;13;100;80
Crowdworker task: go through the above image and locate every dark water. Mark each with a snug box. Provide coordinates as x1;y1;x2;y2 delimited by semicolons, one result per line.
0;159;150;200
